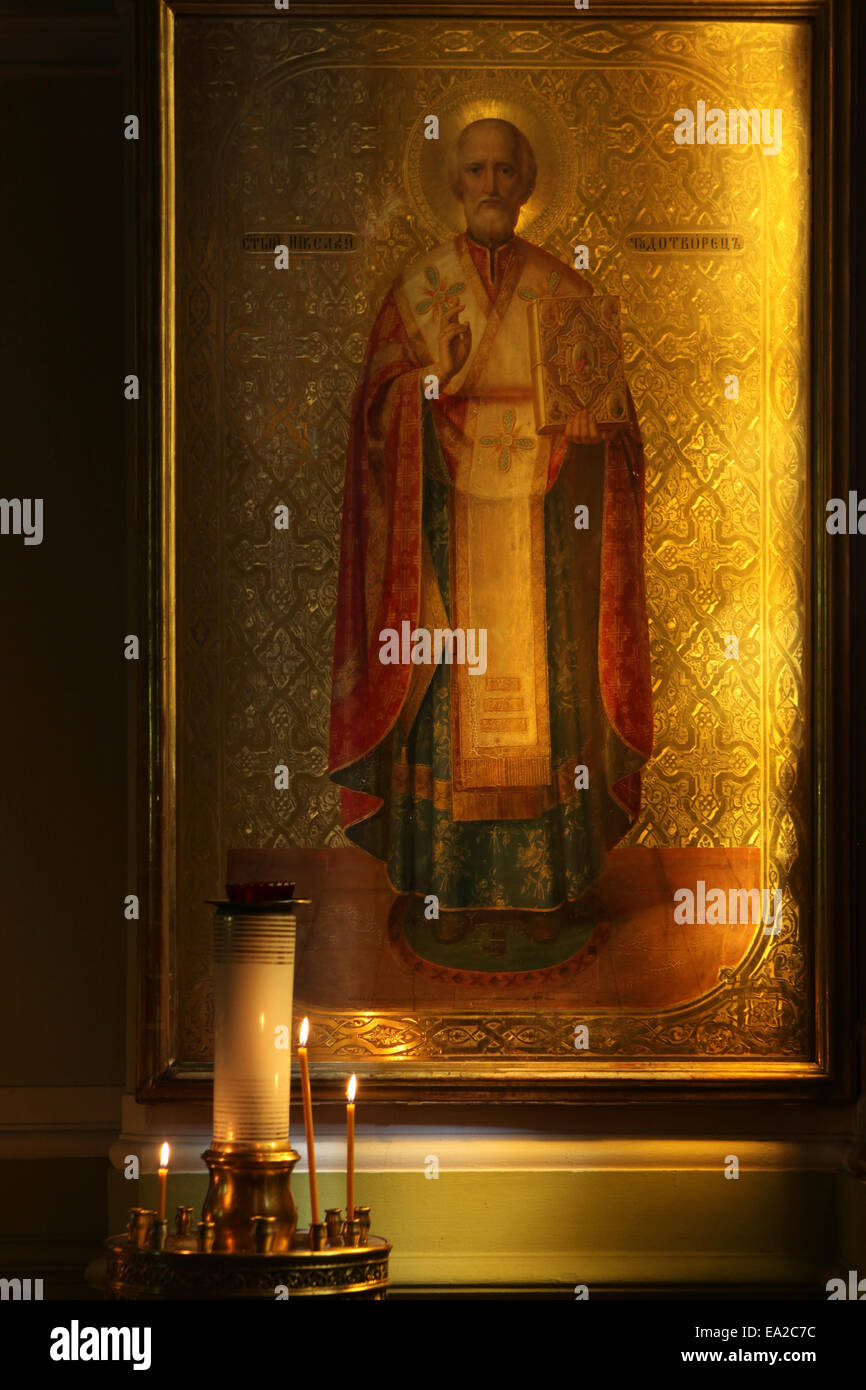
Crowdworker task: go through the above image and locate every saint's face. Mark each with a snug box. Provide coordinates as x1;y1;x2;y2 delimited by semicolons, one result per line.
455;126;526;246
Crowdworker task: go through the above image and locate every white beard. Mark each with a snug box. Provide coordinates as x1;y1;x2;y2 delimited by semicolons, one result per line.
467;203;516;246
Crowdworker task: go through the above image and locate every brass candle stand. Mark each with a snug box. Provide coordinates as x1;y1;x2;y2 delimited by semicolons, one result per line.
200;1139;301;1253
106;1205;391;1300
106;889;391;1299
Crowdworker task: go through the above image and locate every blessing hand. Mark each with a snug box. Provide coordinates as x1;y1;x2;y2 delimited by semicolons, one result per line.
434;297;472;387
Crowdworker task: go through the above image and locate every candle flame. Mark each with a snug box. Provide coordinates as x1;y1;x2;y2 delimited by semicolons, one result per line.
347;1074;357;1103
299;1017;309;1047
159;1141;170;1168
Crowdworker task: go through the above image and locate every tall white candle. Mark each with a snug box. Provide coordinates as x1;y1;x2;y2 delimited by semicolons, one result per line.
212;905;296;1144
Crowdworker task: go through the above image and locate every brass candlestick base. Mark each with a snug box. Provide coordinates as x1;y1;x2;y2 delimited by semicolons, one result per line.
201;1141;300;1253
105;1230;391;1299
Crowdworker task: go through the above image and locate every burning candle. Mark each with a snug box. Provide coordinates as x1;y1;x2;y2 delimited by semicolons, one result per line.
297;1018;320;1226
346;1074;357;1218
157;1142;170;1221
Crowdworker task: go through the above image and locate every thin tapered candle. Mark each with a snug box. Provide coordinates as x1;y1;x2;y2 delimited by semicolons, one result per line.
346;1074;357;1218
157;1141;169;1221
297;1018;320;1226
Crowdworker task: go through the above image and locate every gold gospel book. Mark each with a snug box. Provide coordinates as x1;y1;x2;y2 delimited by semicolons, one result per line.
528;294;629;432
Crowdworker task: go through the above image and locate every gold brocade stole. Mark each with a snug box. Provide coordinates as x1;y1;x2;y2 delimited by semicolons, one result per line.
395;236;574;820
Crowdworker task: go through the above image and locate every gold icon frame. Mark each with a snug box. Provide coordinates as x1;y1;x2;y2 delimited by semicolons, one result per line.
134;0;853;1104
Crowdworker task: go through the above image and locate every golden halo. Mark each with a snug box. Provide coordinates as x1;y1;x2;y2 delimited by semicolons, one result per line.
404;79;576;247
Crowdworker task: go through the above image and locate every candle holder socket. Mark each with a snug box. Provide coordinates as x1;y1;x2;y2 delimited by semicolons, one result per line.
354;1206;371;1244
343;1218;362;1248
175;1205;195;1236
325;1208;343;1245
251;1215;278;1254
151;1218;169;1252
131;1209;155;1250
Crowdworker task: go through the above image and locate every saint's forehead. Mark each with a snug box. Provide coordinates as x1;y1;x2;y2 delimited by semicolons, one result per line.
456;126;521;164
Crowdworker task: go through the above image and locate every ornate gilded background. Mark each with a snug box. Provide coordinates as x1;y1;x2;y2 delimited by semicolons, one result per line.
172;16;810;1065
